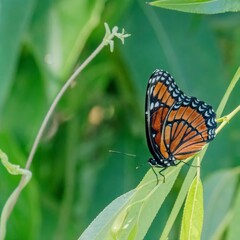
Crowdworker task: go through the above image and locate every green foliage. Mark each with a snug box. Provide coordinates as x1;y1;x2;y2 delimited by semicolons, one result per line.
0;0;240;239
227;181;240;240
202;168;240;239
180;176;203;240
80;166;181;239
0;150;32;238
149;0;240;14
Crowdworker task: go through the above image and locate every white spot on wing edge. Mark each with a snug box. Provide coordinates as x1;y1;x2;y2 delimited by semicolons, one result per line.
172;91;178;97
150;102;154;110
150;85;154;95
204;111;210;117
207;118;213;126
154;101;160;108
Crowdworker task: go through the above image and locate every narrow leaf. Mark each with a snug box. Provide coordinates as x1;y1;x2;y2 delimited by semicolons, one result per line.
79;165;182;239
202;168;239;240
149;0;240;14
226;173;240;240
78;190;135;240
180;176;203;240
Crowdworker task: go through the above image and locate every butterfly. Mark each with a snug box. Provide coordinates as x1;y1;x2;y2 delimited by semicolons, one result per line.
145;69;217;181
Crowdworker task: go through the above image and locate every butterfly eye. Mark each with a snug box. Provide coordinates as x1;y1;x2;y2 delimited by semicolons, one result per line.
145;69;217;179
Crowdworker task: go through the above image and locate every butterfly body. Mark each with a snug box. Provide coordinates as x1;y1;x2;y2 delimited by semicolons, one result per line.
145;69;217;172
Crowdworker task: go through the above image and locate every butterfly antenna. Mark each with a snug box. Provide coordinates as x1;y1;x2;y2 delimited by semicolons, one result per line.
109;150;148;171
108;150;136;157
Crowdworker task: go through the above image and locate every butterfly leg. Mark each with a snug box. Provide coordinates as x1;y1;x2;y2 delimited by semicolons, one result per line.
158;167;166;183
151;166;159;185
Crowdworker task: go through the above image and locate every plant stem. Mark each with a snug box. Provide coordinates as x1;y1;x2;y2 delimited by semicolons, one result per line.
216;67;240;118
0;23;131;239
216;105;240;135
26;40;106;170
0;29;111;232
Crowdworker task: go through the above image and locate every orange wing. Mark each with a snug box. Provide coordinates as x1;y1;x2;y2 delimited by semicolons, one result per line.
145;70;181;161
145;69;216;166
164;101;216;160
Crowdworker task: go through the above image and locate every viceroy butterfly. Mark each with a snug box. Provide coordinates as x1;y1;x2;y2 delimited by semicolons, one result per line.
145;69;217;179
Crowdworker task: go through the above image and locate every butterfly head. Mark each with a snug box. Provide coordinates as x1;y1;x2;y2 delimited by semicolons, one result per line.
148;155;177;168
148;157;158;167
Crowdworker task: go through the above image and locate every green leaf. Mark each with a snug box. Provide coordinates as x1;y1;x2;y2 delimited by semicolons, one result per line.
149;0;240;14
79;165;182;239
180;176;203;240
0;0;36;113
226;175;240;240
78;190;135;240
202;168;239;240
160;159;197;240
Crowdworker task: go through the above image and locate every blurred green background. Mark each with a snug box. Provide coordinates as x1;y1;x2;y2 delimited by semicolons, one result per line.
0;0;240;239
